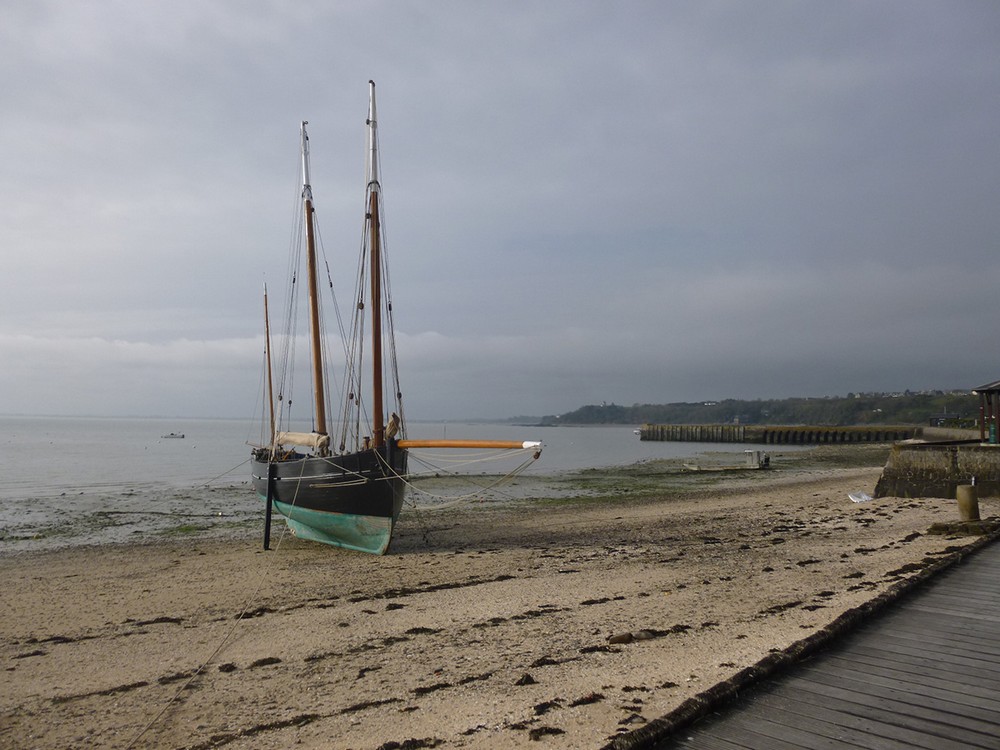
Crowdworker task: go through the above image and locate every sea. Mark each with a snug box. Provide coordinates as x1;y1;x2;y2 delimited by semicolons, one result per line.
0;415;772;554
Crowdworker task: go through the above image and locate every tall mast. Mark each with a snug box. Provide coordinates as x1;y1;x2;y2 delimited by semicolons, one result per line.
367;81;385;449
263;282;276;449
301;121;328;445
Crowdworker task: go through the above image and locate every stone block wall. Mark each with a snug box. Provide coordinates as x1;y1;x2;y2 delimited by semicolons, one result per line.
874;441;1000;499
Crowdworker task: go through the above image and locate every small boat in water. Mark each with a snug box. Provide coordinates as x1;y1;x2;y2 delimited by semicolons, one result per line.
251;82;540;555
162;433;185;439
683;450;770;472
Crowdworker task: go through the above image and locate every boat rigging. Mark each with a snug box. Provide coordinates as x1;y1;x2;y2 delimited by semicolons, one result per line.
251;81;540;555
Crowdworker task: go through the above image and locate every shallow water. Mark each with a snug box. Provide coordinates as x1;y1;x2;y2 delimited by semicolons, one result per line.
0;415;784;553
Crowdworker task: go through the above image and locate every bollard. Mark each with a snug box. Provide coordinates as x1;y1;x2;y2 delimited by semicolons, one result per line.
956;484;980;522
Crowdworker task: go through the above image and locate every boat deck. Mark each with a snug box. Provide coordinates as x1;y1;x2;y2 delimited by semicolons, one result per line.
627;533;1000;750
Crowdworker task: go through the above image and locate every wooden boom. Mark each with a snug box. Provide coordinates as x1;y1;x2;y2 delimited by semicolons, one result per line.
396;439;542;450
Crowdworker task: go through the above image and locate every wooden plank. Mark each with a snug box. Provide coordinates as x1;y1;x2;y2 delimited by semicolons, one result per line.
859;620;1000;653
646;542;1000;750
696;706;938;750
756;675;999;744
915;580;1000;601
667;721;806;750
863;631;1000;663
847;647;1000;684
877;595;1000;621
858;631;1000;661
752;688;998;742
664;734;751;750
793;661;1000;713
895;592;1000;616
880;600;1000;621
841;643;1000;684
689;710;886;749
812;657;1000;715
778;673;991;730
904;601;1000;623
739;691;989;750
849;625;999;659
845;647;1000;685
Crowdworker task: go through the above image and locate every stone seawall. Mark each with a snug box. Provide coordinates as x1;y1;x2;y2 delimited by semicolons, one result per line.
874;441;1000;499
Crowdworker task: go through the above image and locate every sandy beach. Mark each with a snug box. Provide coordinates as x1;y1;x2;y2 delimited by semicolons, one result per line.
2;460;997;750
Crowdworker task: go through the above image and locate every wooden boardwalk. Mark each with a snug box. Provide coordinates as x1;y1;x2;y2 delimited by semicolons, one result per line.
636;537;1000;750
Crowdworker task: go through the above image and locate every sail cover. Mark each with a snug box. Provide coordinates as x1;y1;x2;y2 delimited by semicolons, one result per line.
276;431;330;450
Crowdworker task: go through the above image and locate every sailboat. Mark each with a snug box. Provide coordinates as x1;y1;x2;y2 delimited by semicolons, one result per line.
251;81;540;555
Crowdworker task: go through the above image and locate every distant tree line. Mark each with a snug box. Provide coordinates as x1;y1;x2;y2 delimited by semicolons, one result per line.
536;391;979;427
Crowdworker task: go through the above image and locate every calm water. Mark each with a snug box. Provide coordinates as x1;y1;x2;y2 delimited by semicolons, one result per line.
0;415;766;553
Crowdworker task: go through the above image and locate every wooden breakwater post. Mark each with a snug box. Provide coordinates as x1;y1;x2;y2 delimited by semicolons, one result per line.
639;424;915;445
639;424;746;443
956;484;981;521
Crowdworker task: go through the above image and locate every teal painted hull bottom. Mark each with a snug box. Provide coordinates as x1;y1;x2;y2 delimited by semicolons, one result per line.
251;444;408;555
269;500;397;555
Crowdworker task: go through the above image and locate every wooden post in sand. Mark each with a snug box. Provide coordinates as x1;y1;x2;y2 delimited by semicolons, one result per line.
263;462;276;550
956;484;980;522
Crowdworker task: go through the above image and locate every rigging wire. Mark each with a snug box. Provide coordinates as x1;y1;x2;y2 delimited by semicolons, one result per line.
275;196;304;435
309;214;336;435
125;446;539;746
124;463;305;749
130;161;322;750
370;137;405;431
316;222;352;438
251;330;269;447
274;147;310;436
374;446;543;507
340;188;371;453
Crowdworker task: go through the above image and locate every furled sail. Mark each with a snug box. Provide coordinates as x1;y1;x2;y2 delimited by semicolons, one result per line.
275;431;330;450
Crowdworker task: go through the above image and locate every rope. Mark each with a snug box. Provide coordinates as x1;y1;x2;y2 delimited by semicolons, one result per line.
195;457;251;488
397;448;542;509
125;460;306;748
408;448;534;473
391;448;540;550
127;441;538;744
124;537;285;748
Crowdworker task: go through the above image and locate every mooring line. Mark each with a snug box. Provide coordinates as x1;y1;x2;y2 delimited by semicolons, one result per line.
125;462;299;749
194;457;252;488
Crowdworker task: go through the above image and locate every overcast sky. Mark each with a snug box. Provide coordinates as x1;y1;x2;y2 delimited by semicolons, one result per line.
3;1;999;421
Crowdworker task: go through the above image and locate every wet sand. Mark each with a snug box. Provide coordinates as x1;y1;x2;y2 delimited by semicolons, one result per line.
2;464;996;749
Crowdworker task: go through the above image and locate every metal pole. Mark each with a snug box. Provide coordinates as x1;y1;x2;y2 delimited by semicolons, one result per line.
979;392;986;442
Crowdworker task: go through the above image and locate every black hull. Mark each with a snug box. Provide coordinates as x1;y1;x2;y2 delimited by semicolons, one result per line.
251;444;407;554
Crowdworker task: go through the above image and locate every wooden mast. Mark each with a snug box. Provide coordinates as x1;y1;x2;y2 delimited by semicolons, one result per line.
367;81;385;449
301;121;328;448
263;283;276;449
